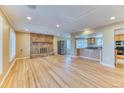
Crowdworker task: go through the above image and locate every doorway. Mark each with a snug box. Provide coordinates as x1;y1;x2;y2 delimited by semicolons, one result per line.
57;40;67;55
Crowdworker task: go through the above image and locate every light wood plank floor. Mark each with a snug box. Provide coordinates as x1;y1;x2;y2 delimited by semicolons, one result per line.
1;55;124;88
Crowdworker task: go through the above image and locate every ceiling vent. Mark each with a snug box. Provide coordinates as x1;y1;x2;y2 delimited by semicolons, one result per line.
27;5;37;9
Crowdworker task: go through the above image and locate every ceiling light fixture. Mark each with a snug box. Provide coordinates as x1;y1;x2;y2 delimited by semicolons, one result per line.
110;16;116;20
56;24;60;28
27;16;32;20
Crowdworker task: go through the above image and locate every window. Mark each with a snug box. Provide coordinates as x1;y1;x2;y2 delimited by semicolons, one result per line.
76;39;87;48
10;28;16;62
96;38;102;47
0;16;3;74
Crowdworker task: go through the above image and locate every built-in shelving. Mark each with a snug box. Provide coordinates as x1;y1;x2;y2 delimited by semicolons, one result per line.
30;33;54;58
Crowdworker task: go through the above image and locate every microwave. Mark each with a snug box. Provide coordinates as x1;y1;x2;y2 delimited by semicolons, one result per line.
116;41;124;46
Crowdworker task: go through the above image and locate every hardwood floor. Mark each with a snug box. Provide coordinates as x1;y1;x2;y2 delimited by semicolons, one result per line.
1;55;124;88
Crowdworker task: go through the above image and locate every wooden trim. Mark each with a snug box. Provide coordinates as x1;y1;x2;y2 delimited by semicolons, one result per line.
16;56;30;60
0;8;15;30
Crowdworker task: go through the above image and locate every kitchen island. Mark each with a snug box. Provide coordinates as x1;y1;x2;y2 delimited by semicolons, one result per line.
77;47;102;61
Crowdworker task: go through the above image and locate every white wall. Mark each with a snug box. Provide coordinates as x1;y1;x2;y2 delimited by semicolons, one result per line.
93;26;115;67
16;32;30;58
0;16;3;74
92;22;124;68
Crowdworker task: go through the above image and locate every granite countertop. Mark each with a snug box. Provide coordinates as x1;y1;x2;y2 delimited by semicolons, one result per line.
86;47;102;49
77;47;102;50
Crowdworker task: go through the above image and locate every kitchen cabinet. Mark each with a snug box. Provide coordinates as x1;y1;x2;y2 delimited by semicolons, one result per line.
119;35;124;41
77;48;102;61
115;35;119;41
115;34;124;41
87;38;95;45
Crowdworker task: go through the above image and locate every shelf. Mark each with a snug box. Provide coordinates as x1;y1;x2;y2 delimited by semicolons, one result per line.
30;33;54;58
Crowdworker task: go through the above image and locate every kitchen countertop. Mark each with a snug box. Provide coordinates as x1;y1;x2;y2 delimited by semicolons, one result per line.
77;47;102;61
77;47;102;50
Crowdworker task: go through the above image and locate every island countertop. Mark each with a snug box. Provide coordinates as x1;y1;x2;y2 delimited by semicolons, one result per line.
77;48;102;61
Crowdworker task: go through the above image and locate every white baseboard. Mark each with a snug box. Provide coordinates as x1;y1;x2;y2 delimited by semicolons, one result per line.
79;56;100;61
0;58;17;87
71;55;100;61
100;62;115;68
71;55;79;58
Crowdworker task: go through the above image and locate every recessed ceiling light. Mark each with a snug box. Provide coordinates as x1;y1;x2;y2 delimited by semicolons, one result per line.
25;29;29;31
56;24;60;28
27;16;32;20
110;16;116;20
